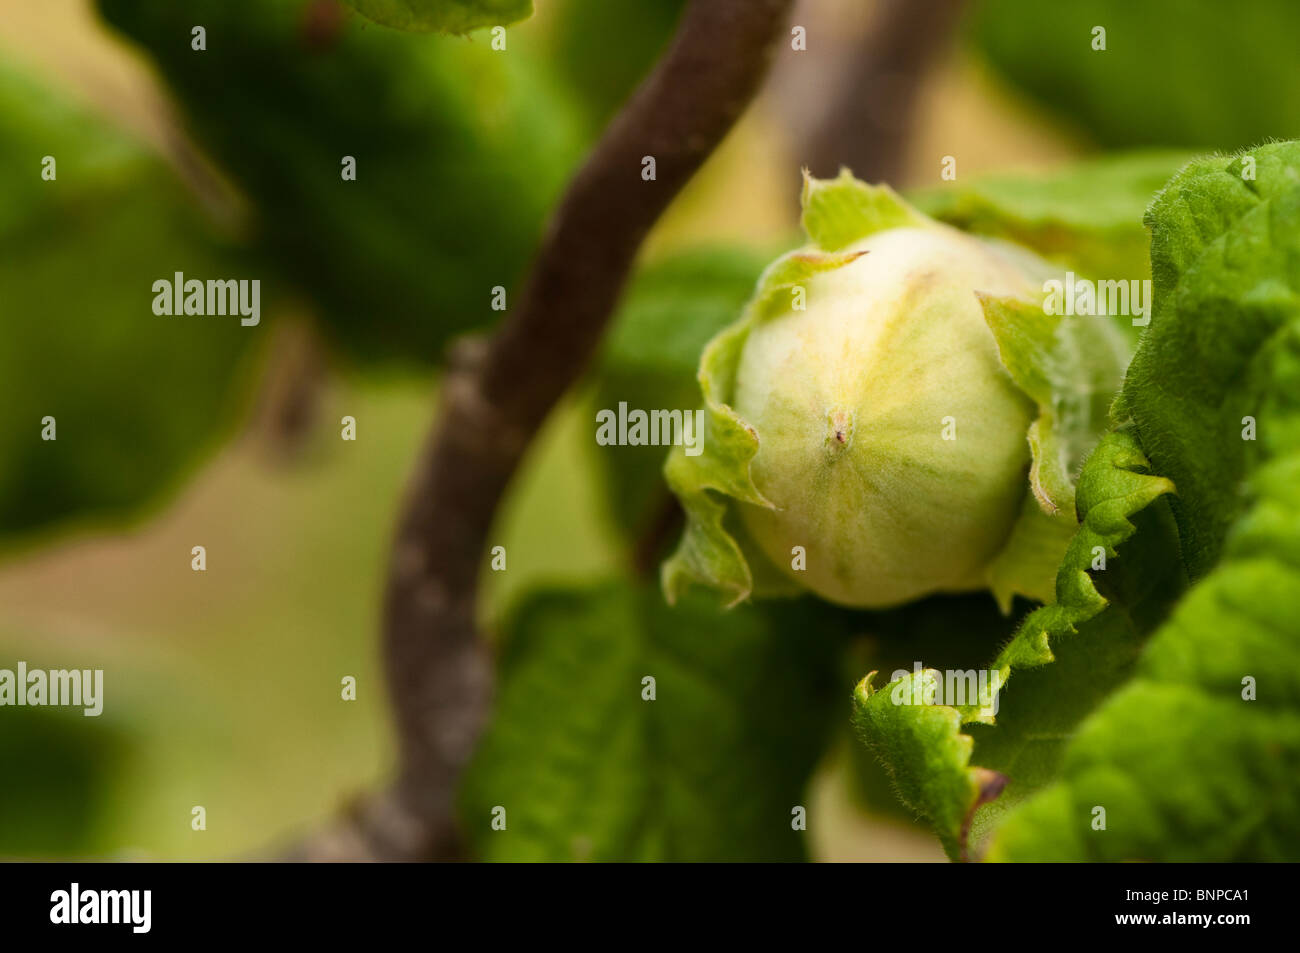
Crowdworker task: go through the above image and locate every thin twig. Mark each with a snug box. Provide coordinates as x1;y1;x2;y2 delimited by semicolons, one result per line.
282;0;794;862
799;0;966;183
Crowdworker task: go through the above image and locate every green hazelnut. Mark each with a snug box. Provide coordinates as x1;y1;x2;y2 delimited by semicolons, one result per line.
662;171;1129;611
731;225;1039;607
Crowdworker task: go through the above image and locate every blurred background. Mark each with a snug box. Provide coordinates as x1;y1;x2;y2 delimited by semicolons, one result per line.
0;0;1294;860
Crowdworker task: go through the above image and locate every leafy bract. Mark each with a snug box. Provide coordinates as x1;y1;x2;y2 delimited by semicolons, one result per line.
978;293;1129;607
988;141;1300;861
591;248;769;539
340;0;530;34
851;430;1178;859
0;63;257;543
800;169;927;250
459;581;851;861
98;0;584;367
968;0;1300;153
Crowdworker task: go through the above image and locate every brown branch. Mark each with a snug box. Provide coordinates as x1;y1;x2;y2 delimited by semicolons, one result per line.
799;0;967;183
281;0;794;862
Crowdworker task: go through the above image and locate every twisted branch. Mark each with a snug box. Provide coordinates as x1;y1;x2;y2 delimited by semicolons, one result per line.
284;0;794;862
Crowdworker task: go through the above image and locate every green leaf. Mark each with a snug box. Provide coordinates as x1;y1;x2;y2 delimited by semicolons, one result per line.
1116;141;1300;577
965;492;1186;852
978;431;1175;706
591;247;769;539
0;63;257;543
851;430;1178;859
912;152;1190;280
340;0;531;34
968;0;1300;152
459;581;851;861
990;456;1300;860
0;705;133;855
839;591;1022;824
98;0;584;367
852;669;1006;860
546;0;686;133
987;141;1300;861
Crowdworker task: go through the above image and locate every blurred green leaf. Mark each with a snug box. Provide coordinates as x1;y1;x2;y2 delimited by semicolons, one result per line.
590;247;768;539
460;580;854;861
546;0;685;132
98;0;585;366
967;0;1300;151
912;152;1189;278
0;64;258;542
0;705;131;856
341;0;530;34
